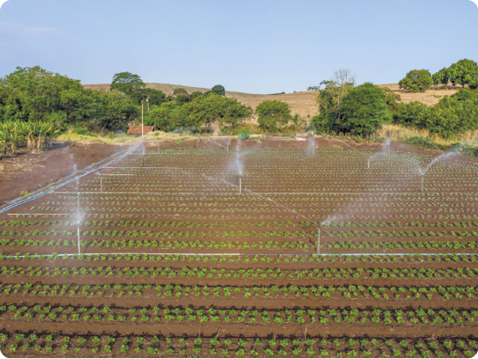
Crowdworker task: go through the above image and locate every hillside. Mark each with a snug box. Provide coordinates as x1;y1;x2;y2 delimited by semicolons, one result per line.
83;82;461;119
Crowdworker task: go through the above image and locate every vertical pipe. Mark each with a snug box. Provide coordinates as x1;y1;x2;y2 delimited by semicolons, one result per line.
77;192;81;255
368;159;370;169
422;176;424;195
239;177;242;195
100;177;103;193
227;146;229;155
318;227;321;255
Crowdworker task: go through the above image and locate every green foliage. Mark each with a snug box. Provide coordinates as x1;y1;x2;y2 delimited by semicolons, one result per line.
447;59;478;87
468;77;478;90
212;85;226;96
255;100;291;132
110;72;145;104
338;83;391;136
186;94;252;130
145;102;190;131
382;87;401;113
144;88;167;107
422;89;478;138
313;83;390;136
432;68;449;89
238;129;250;141
173;88;188;95
399;70;433;93
393;101;427;127
0;66;138;134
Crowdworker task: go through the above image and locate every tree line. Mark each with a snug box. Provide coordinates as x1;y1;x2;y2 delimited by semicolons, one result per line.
310;59;478;139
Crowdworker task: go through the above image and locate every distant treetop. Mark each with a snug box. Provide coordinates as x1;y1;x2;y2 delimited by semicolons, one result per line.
211;85;226;96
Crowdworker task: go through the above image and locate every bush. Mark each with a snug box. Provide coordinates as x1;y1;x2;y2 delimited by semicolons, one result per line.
211;85;225;96
255;100;291;132
469;77;478;90
399;70;433;93
238;130;250;141
393;101;427;128
336;83;392;136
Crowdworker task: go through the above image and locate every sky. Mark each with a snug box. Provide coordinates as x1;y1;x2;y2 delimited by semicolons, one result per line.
0;0;477;94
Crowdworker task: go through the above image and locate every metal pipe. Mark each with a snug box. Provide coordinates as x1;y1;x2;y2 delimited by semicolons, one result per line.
100;176;103;193
77;192;81;255
239;177;242;195
422;176;424;195
317;227;320;255
368;159;370;169
0;145;138;215
6;252;477;259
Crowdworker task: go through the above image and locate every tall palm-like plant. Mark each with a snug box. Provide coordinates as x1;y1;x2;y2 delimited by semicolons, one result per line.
0;121;20;156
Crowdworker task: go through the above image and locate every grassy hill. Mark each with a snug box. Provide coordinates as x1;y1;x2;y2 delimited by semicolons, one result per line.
83;82;461;119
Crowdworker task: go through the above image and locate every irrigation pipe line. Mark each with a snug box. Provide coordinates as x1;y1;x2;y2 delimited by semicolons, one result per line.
6;252;478;259
0;145;139;216
50;191;478;195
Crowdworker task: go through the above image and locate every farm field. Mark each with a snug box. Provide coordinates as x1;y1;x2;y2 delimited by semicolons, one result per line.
0;137;477;358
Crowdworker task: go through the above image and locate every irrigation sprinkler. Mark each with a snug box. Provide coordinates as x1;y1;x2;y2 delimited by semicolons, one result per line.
367;159;370;169
317;227;321;255
77;192;81;255
239;175;242;195
422;176;424;195
100;175;103;193
227;146;229;155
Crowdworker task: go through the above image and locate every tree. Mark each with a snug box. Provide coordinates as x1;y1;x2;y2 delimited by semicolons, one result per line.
186;94;252;130
145;102;190;131
432;68;449;90
211;85;226;96
310;69;356;133
447;59;478;88
110;72;145;104
144;88;166;107
255;100;291;132
0;66;84;123
290;114;307;135
381;87;401;113
469;77;478;90
338;83;392;136
392;101;427;128
398;70;433;93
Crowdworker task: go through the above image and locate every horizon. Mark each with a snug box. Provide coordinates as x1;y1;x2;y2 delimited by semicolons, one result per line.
0;0;477;94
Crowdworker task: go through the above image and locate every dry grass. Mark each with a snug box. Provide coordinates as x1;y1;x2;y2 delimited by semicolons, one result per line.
83;82;462;124
377;124;478;148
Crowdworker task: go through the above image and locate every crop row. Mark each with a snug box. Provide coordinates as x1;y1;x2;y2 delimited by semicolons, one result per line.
327;240;476;250
0;238;313;252
2;265;477;281
4;219;478;229
2;304;478;326
1;282;476;300
1;253;476;265
1;332;476;357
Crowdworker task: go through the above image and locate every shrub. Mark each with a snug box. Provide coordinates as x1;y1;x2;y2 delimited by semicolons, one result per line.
399;69;433;93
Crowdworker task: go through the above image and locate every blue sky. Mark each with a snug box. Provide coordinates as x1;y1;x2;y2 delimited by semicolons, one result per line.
0;0;477;94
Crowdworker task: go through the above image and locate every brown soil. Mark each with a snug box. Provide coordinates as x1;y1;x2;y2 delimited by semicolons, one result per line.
1;139;477;358
0;142;125;207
